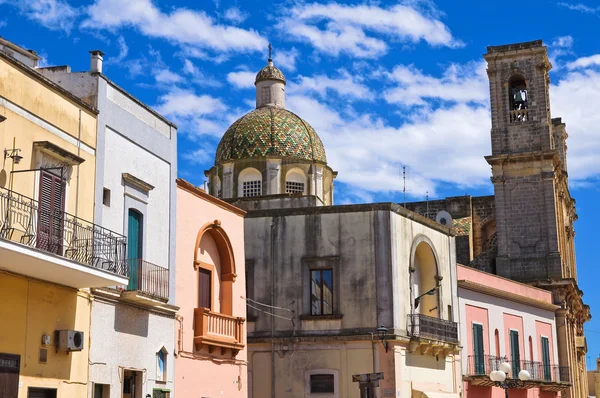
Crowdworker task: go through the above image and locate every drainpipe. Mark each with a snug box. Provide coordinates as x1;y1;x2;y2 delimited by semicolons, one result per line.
75;109;82;218
270;220;276;398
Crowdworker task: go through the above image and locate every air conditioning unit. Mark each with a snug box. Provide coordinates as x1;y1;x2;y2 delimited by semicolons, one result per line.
55;330;84;352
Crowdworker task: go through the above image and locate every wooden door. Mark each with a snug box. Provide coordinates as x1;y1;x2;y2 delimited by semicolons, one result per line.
37;170;65;255
127;210;142;290
198;269;211;309
0;353;20;398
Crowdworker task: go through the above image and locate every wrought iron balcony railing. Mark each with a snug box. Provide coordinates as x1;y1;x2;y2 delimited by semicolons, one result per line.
407;314;459;344
0;186;127;276
466;355;570;384
126;259;169;300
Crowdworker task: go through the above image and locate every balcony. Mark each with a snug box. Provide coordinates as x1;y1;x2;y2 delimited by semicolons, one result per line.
510;109;529;123
194;308;245;356
465;355;570;391
407;314;459;356
0;186;128;288
121;259;170;303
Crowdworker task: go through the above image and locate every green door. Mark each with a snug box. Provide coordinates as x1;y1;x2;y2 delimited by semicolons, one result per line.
472;324;485;374
510;330;521;376
127;210;142;290
541;337;551;381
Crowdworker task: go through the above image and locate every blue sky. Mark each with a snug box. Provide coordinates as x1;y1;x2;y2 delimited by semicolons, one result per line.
2;0;600;364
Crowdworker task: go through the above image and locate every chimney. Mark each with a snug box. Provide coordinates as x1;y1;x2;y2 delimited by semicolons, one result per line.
89;50;104;74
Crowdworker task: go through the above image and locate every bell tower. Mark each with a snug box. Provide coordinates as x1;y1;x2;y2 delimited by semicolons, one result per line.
484;40;576;281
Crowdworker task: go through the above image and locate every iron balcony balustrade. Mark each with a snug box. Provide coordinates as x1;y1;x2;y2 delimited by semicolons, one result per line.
407;313;459;344
466;355;571;390
0;186;128;287
125;258;170;301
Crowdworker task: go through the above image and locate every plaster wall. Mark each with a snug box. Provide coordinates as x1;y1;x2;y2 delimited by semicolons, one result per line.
458;288;558;373
175;184;247;398
0;272;91;397
87;299;175;398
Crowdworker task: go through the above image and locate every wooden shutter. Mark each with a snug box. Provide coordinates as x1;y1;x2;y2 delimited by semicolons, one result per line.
127;210;142;290
472;324;485;374
37;171;65;254
510;330;520;375
198;269;211;309
541;337;551;381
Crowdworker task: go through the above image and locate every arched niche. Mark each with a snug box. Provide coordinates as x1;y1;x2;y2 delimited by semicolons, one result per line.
409;235;441;318
238;167;262;198
194;220;237;315
285;167;307;194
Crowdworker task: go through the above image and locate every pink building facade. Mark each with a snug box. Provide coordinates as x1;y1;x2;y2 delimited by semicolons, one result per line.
175;179;248;397
458;266;569;398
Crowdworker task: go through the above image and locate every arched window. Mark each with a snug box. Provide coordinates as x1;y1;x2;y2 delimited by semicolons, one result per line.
411;239;439;318
212;175;222;198
156;347;167;382
509;75;528;122
238;167;262;198
285;168;307;194
495;329;500;357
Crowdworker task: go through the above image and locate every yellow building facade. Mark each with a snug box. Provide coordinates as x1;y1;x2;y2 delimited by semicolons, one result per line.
0;45;128;398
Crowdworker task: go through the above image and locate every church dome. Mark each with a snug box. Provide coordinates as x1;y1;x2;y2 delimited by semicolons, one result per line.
255;62;286;85
215;106;327;164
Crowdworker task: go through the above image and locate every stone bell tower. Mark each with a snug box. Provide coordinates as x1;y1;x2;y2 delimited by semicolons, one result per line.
484;40;576;282
484;40;590;398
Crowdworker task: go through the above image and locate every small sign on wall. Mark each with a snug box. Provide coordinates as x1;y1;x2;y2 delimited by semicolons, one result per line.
383;389;394;397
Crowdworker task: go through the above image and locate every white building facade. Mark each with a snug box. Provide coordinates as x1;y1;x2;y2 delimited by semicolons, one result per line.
39;51;178;398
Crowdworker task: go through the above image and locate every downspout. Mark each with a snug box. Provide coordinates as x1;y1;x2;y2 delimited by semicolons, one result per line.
75;109;82;218
270;220;276;398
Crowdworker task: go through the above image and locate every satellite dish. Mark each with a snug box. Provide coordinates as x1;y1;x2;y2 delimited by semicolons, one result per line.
435;211;453;227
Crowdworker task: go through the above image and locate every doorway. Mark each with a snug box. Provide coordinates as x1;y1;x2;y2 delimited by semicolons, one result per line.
27;388;57;398
0;353;20;398
123;370;143;398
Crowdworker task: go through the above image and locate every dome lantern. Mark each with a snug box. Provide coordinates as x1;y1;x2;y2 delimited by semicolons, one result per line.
255;44;286;109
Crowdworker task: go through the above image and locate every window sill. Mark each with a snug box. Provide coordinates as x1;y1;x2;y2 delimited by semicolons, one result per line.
300;314;343;321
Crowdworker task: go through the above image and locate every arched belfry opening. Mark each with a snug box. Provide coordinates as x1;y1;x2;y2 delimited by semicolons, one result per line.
411;239;440;318
509;75;528;122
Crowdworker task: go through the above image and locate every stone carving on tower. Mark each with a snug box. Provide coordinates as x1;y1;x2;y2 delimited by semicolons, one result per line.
484;40;590;398
205;47;337;211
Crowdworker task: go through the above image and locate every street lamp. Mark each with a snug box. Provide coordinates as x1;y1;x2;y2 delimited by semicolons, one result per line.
489;362;531;398
377;325;389;353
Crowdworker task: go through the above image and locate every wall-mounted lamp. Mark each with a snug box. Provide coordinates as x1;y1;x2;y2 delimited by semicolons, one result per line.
377;325;389;353
4;148;23;164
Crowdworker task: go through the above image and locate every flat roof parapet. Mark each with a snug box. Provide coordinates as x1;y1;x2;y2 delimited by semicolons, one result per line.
486;40;543;53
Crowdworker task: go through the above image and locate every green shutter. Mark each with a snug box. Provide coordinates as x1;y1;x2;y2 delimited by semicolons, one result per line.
127;210;142;290
542;337;551;381
510;330;520;375
472;324;485;374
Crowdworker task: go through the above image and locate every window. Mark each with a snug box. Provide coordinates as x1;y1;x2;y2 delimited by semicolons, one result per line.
494;329;500;356
310;269;333;315
448;305;453;322
157;348;167;382
472;324;485;375
310;374;334;394
198;269;211;309
509;76;528;122
152;389;171;398
127;210;143;291
261;86;271;104
27;388;57;398
93;384;109;398
541;337;551;381
37;170;66;255
102;188;111;206
285;181;305;194
529;336;534;361
510;330;521;376
242;180;261;197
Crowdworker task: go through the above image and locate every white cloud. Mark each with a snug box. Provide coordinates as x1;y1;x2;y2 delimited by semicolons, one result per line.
183;59;198;75
274;48;299;71
566;54;600;70
154;69;184;84
82;0;267;54
155;89;226;118
2;0;79;32
183;148;215;165
384;62;489;106
557;2;600;14
289;70;372;100
223;6;248;24
279;2;461;58
227;71;256;89
105;35;128;64
552;35;574;48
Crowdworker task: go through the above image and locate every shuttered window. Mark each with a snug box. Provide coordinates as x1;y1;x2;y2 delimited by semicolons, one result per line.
37;170;65;255
472;323;485;375
542;337;551;381
127;210;143;290
198;269;211;309
510;330;521;376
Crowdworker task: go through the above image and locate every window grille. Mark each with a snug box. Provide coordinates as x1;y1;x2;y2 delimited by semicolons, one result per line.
242;180;261;197
286;181;304;194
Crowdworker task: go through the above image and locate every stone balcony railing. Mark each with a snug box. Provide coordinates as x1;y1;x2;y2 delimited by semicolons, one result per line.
194;308;245;356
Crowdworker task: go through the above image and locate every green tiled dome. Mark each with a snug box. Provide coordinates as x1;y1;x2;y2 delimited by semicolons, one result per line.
255;63;286;84
216;107;327;164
